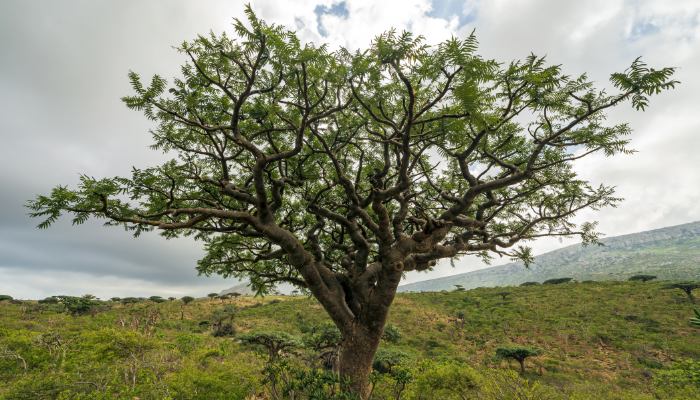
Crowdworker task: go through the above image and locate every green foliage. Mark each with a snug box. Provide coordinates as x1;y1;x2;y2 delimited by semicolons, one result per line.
373;348;416;373
654;359;700;391
690;308;700;327
382;323;403;344
149;295;166;303
302;321;342;350
662;281;700;302
0;294;13;302
181;295;195;305
37;297;58;304
208;293;218;299
543;278;573;285
54;295;98;316
495;346;544;372
520;281;540;287
494;291;512;300
236;330;303;361
414;362;481;399
629;275;657;282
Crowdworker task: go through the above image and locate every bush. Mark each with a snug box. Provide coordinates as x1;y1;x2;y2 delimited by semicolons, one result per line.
543;278;573;285
520;282;540;287
373;348;415;373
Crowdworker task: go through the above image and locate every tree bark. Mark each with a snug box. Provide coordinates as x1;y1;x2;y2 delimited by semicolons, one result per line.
338;327;383;399
519;358;526;374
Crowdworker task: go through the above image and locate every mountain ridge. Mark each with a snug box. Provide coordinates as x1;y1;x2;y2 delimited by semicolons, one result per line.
399;220;700;292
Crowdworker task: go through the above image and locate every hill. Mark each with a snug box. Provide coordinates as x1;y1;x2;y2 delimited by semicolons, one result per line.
399;221;700;292
218;281;257;296
1;282;698;398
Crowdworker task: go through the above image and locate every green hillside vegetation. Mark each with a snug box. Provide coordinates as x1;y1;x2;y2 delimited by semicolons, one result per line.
400;221;700;292
1;281;699;399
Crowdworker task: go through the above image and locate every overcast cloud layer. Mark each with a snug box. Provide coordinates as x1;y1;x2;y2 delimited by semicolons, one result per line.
1;0;698;300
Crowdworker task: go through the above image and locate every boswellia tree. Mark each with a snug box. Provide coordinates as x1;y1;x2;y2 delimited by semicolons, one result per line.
26;7;677;397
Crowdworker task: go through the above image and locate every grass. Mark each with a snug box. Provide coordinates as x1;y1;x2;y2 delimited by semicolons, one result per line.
1;280;698;398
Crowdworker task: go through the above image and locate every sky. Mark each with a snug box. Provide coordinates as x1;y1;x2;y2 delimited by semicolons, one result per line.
0;0;699;300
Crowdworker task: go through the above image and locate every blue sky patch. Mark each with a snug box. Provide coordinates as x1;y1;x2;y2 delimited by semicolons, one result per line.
314;2;350;36
427;0;477;29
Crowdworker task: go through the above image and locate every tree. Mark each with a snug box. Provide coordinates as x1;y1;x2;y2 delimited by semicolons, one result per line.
628;274;657;282
168;297;176;301
38;297;59;304
216;295;228;303
543;278;573;285
235;330;302;361
0;295;13;302
520;282;539;287
120;297;140;307
110;297;121;302
230;292;241;300
55;295;98;317
149;296;166;303
25;7;678;397
495;346;544;373
494;291;512;300
454;285;465;292
690;309;700;327
663;281;700;304
180;295;195;320
207;293;218;301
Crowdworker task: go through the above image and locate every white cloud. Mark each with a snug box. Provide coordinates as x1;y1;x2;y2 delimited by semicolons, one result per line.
1;0;698;293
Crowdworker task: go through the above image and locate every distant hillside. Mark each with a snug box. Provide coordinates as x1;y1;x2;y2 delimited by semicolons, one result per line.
219;281;257;296
399;221;700;292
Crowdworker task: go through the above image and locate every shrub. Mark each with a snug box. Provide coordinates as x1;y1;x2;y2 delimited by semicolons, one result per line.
628;275;657;282
543;278;573;285
373;348;415;373
520;282;540;287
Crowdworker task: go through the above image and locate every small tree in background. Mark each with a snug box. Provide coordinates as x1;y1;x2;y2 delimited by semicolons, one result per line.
690;309;700;327
38;297;58;304
230;292;241;300
167;297;176;301
454;285;465;292
149;296;166;303
628;275;657;282
235;330;302;361
216;295;227;304
382;323;403;344
520;282;540;287
495;346;544;373
494;291;512;300
0;295;12;302
207;293;218;301
120;297;140;307
543;278;573;285
180;296;195;320
662;281;700;304
110;297;121;302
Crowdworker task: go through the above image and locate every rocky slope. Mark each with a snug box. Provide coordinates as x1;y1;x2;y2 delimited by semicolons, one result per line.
399;220;700;292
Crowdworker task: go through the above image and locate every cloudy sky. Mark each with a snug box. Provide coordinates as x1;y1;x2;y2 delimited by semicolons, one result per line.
1;0;698;300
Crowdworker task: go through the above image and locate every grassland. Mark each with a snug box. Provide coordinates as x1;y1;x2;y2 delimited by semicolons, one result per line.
1;280;699;399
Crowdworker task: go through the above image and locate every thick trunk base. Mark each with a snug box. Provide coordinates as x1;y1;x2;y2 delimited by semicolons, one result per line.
339;332;381;399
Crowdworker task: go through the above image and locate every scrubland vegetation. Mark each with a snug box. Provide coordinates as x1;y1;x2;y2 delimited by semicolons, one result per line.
1;280;699;399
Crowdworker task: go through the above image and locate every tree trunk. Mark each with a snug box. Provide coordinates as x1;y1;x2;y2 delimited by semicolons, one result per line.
518;358;526;374
338;328;382;399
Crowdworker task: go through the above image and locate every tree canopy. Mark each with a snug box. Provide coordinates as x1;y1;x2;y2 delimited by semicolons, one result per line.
662;281;700;304
495;345;544;373
628;275;657;282
25;7;678;396
543;278;573;285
